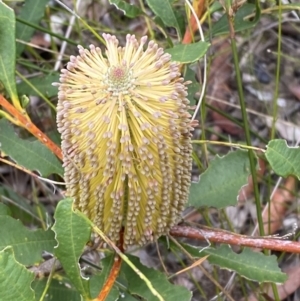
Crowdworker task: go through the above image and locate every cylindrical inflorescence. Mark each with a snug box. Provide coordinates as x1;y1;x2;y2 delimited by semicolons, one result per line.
56;33;193;249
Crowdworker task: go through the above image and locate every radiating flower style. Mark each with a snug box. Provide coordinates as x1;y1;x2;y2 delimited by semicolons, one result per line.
56;33;193;249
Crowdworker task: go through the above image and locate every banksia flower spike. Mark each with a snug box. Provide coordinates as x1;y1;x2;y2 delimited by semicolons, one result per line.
56;33;193;249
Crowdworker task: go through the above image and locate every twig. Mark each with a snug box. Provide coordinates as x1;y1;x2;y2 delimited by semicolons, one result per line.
170;225;300;253
54;0;82;71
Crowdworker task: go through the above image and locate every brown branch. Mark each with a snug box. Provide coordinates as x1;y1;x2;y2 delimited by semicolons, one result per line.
170;225;300;253
0;95;62;160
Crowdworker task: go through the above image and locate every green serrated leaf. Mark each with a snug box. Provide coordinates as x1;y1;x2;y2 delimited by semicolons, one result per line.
265;139;300;179
189;149;252;208
90;254;119;299
0;203;11;216
208;246;287;283
0;2;19;105
0;215;55;265
146;0;182;39
17;73;60;98
53;198;92;301
15;0;49;57
179;244;287;283
212;4;259;37
32;278;81;301
166;42;210;63
0;119;63;177
0;247;35;301
122;255;192;301
109;0;142;18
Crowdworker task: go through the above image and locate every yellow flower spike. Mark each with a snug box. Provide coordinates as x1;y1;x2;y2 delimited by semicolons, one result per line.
56;33;193;249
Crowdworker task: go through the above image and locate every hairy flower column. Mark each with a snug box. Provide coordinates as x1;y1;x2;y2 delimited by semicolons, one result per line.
56;33;193;249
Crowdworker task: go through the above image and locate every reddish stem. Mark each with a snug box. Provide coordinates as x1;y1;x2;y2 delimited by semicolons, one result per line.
95;230;124;301
0;95;62;160
95;255;122;301
182;0;205;44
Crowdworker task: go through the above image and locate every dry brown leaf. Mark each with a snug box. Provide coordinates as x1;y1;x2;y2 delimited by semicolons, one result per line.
238;158;266;202
211;111;243;135
210;125;222;141
207;40;243;135
262;176;295;235
30;33;51;48
265;116;300;142
288;83;300;101
208;40;232;98
243;265;300;301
